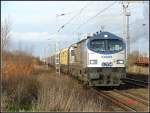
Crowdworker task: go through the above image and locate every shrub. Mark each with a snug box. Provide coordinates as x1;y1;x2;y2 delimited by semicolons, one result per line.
1;50;40;111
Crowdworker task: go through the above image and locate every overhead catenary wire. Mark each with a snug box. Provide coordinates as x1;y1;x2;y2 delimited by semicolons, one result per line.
57;1;143;33
57;1;138;34
57;1;93;32
73;1;142;36
56;1;144;43
73;1;117;33
56;8;88;17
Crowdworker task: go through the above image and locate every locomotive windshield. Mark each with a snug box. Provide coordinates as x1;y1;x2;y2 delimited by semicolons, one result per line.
90;39;105;52
89;39;124;53
107;40;123;51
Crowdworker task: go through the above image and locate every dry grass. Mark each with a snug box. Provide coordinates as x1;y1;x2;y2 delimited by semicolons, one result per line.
1;50;40;111
1;50;113;112
2;51;35;79
32;71;111;112
127;51;149;75
127;65;149;75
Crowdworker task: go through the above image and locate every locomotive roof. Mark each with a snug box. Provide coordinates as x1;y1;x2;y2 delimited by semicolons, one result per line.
69;31;124;49
88;31;123;40
76;31;123;44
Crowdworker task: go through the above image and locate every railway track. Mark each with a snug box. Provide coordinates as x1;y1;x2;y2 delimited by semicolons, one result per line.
90;88;137;111
63;71;149;111
90;87;149;112
113;90;148;106
122;77;148;87
124;90;148;101
126;73;148;83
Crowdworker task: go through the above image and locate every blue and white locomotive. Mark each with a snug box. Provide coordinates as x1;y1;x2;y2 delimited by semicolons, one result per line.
48;31;126;86
68;31;126;86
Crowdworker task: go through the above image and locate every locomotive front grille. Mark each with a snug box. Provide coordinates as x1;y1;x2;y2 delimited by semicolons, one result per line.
87;67;124;86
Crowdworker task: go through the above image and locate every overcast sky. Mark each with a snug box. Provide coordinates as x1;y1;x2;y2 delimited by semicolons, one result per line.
1;1;149;58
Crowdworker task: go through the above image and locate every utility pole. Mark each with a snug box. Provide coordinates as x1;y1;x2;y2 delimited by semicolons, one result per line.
77;32;81;41
121;1;130;70
55;41;60;75
44;47;47;64
55;13;65;75
126;12;131;55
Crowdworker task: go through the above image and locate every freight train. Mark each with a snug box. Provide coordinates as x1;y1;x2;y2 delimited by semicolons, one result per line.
48;31;126;86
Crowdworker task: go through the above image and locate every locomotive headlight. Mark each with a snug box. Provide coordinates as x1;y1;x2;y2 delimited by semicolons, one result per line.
117;60;124;64
90;60;97;64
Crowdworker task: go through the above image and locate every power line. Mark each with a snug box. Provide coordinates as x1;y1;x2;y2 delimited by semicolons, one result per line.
73;1;117;33
57;1;93;32
57;1;138;34
97;6;144;34
56;8;88;17
115;20;147;34
84;5;140;25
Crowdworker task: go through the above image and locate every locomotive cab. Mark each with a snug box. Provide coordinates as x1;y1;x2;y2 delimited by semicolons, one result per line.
85;32;126;86
59;31;126;87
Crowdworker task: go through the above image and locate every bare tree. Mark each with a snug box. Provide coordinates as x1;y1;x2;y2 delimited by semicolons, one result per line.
1;18;11;51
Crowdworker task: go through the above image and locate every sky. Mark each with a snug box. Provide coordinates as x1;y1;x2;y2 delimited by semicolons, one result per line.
1;1;149;58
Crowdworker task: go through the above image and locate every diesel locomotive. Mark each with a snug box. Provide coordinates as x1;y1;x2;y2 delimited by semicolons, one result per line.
48;31;126;86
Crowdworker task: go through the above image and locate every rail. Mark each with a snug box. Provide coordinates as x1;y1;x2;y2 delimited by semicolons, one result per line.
122;77;148;87
90;88;137;111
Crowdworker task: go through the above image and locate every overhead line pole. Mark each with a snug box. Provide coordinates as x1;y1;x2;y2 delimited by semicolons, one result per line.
55;2;94;68
126;12;131;55
55;14;60;75
121;1;130;72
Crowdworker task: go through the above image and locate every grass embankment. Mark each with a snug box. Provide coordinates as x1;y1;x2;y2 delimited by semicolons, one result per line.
127;65;149;75
1;51;111;112
1;51;41;111
32;69;111;112
127;52;149;75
